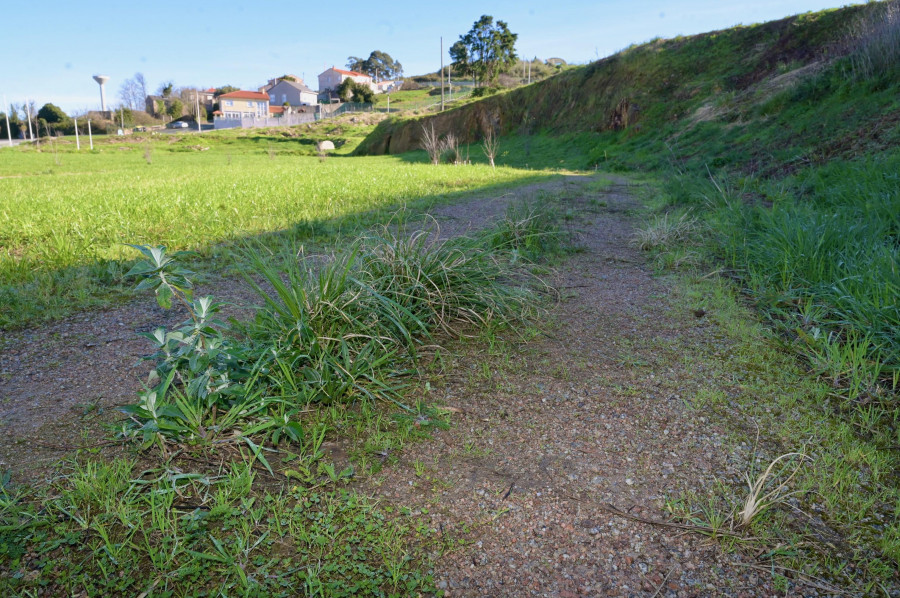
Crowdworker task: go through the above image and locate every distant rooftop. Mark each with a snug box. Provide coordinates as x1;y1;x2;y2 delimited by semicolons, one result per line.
218;90;270;100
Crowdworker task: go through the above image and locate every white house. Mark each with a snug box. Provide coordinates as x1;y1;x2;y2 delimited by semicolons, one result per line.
373;80;401;94
317;67;373;92
267;79;318;107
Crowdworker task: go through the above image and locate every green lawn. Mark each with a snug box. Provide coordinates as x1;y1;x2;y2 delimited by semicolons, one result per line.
0;131;552;327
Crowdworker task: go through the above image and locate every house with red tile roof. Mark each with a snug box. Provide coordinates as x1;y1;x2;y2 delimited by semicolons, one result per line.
217;90;270;119
317;67;373;93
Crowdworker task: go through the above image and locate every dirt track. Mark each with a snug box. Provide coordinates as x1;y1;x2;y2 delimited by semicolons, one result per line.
0;175;790;595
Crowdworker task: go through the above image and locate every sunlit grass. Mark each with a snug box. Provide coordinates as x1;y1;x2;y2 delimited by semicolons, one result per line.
0;139;552;327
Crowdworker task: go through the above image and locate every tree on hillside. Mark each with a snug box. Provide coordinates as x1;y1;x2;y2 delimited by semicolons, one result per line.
449;40;470;77
346;56;366;73
158;81;174;98
0;106;22;139
214;85;239;97
37;103;68;124
119;78;141;110
336;78;374;103
450;15;518;87
134;72;148;101
346;51;403;80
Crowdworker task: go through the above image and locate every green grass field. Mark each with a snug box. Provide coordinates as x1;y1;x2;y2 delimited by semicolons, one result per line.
0;128;551;327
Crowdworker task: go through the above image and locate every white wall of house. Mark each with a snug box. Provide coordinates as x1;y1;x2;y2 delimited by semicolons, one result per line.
317;68;373;92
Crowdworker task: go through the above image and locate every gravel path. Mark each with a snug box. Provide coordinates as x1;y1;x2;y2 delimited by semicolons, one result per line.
0;175;804;595
361;181;787;596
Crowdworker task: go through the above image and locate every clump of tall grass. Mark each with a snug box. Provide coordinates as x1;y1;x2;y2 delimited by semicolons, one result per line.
119;214;554;454
633;212;701;251
246;223;536;357
842;0;900;82
732;159;899;379
669;156;899;405
360;226;533;337
488;202;562;259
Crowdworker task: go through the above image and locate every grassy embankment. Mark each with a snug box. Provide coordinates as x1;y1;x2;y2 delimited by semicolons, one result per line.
358;1;900;589
0;117;552;328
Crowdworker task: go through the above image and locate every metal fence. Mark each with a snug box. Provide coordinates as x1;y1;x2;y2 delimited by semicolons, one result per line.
212;89;475;131
213;111;317;130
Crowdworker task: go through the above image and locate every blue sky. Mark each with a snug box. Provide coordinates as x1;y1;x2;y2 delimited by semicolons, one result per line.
3;0;854;114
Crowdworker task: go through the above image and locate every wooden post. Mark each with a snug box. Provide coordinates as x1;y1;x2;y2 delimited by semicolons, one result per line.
440;37;444;111
74;117;80;149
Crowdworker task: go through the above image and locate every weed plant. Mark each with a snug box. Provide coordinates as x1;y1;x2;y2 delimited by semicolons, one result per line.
119;211;553;457
488;202;562;260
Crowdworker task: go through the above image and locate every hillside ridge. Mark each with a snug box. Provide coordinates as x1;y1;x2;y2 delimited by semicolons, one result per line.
357;2;891;168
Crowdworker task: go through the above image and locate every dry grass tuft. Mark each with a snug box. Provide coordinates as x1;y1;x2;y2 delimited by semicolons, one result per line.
633;213;701;252
737;452;809;529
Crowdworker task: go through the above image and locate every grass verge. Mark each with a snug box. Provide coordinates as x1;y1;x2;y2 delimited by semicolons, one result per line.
636;206;900;591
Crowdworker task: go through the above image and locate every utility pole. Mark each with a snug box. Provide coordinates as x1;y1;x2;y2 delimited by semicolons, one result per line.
440;36;444;111
195;91;201;133
449;64;452;102
26;100;34;140
3;96;11;147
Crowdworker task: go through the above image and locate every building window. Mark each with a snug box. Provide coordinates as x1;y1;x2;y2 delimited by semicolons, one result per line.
225;100;233;106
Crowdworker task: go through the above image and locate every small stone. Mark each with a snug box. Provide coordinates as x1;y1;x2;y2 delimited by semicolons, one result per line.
625;478;634;486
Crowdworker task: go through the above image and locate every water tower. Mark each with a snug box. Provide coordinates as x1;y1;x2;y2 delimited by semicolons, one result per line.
92;75;110;111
